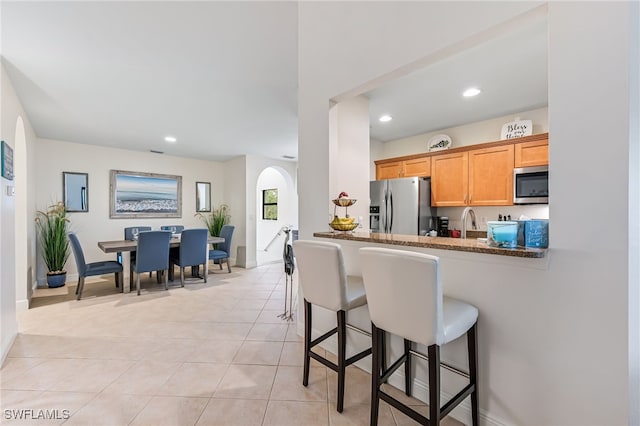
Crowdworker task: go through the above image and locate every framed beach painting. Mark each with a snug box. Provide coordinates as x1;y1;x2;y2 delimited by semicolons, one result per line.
109;170;182;218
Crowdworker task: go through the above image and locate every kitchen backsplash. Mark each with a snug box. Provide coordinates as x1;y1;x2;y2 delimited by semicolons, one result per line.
437;205;549;232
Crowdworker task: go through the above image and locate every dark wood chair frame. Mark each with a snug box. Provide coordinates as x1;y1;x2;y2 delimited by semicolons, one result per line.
370;322;479;426
303;299;372;413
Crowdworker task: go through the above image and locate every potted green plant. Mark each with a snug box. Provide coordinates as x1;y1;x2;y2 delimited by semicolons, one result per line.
35;201;70;288
195;203;230;237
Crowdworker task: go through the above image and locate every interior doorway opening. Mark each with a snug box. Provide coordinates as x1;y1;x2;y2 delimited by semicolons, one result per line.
255;166;297;266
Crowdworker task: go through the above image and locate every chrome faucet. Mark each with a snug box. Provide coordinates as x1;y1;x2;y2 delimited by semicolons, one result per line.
461;207;477;239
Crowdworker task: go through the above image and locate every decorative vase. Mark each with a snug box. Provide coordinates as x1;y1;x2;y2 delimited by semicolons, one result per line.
46;271;67;288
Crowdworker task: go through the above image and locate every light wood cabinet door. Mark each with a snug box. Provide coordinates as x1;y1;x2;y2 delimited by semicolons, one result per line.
402;157;431;177
514;139;548;167
376;161;402;180
468;145;514;206
431;152;468;206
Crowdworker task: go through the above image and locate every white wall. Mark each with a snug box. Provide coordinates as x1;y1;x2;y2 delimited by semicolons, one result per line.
1;63;38;363
373;106;548;160
34;138;225;284
330;96;370;227
256;167;296;265
298;2;637;424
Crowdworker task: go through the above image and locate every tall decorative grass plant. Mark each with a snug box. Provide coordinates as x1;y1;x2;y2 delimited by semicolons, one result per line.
196;204;230;237
35;201;70;275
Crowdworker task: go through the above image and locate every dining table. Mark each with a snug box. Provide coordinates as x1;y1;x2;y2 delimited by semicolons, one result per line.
98;235;225;293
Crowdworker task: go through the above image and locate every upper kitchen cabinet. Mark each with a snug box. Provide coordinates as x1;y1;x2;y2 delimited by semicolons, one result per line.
431;144;515;207
514;137;549;167
375;156;430;180
430;151;468;206
468;144;514;206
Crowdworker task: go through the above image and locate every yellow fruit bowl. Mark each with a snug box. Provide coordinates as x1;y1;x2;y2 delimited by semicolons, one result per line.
329;222;359;231
332;198;357;207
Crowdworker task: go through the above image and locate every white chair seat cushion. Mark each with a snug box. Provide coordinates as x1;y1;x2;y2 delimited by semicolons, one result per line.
346;275;367;309
442;296;478;345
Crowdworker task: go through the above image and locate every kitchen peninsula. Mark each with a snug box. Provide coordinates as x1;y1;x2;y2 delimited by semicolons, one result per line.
314;231;546;258
301;230;550;425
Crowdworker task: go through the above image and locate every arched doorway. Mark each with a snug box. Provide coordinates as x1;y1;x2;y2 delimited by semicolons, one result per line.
255;166;298;266
14;116;29;311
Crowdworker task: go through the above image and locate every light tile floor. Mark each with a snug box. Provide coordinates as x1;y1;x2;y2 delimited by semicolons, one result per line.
1;264;462;426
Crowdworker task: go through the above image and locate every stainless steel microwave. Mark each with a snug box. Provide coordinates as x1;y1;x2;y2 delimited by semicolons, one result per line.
514;166;548;204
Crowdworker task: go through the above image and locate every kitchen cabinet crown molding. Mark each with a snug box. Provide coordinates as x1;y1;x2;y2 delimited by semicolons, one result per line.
374;132;548;166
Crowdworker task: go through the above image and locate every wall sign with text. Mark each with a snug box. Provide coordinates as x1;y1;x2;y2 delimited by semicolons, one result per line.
1;141;14;180
500;119;533;140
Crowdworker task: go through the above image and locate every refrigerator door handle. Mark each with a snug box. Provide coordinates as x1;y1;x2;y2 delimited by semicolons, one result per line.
383;189;388;233
389;191;394;233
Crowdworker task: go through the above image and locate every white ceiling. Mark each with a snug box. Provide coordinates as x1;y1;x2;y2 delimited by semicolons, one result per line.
2;2;548;161
367;18;548;142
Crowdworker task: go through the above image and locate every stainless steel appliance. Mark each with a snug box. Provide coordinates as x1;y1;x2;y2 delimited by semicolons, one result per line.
369;177;436;235
514;166;549;204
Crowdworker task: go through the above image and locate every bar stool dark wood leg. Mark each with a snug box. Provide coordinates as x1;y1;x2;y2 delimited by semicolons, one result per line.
468;323;479;426
404;338;412;396
428;344;441;425
337;309;347;413
303;299;312;387
370;323;381;426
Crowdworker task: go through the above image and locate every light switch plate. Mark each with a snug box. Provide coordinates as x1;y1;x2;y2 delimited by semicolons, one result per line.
6;185;15;196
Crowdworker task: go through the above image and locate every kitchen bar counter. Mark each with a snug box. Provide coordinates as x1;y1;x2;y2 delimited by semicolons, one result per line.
313;231;546;258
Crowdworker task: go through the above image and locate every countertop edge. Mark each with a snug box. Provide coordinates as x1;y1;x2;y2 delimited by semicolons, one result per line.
313;232;546;259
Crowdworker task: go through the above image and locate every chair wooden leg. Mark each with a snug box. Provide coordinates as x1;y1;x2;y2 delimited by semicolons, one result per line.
227;258;232;273
219;261;223;270
203;263;208;283
337;309;346;413
404;338;412;396
370;323;381;426
136;273;141;296
76;277;85;300
165;268;169;290
467;323;479;426
129;263;134;290
303;299;311;387
117;271;123;293
180;267;185;287
428;344;441;426
75;278;80;295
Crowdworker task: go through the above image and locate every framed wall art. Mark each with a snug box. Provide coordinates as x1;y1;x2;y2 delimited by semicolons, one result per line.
109;170;182;218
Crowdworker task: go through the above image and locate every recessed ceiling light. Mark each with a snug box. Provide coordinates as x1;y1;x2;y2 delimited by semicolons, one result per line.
379;115;393;122
463;88;481;97
164;136;177;143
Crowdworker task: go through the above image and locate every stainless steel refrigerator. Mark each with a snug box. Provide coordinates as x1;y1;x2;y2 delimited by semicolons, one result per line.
369;177;436;235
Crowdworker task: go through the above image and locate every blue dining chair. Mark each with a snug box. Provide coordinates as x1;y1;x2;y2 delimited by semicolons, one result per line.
68;233;123;300
161;225;184;234
209;225;234;273
118;226;152;265
131;230;172;295
169;228;209;286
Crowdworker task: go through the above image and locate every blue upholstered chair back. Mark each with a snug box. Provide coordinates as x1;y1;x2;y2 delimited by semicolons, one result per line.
218;225;235;255
135;231;171;273
68;233;87;276
161;225;184;234
177;229;208;266
124;226;152;240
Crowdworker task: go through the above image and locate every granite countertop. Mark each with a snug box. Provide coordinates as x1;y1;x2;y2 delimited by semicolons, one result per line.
313;231;547;258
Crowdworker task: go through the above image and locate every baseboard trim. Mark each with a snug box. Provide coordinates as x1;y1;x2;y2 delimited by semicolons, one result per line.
1;331;17;367
16;299;29;313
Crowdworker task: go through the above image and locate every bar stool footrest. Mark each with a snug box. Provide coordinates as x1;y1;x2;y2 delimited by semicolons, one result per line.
379;391;429;425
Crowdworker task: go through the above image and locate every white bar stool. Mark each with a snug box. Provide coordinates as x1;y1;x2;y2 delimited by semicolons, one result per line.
293;240;372;413
359;247;479;426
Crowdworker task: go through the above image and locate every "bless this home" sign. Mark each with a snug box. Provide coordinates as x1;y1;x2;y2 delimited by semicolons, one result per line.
500;119;533;140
